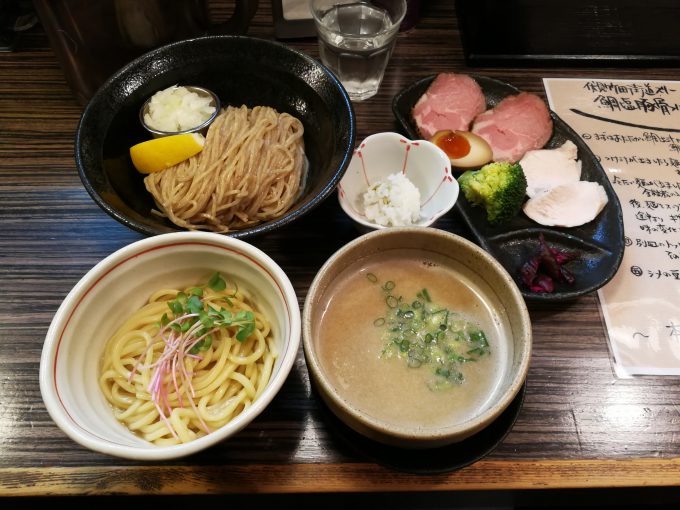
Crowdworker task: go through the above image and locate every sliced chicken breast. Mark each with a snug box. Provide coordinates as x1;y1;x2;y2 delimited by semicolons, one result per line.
520;141;582;198
523;181;608;227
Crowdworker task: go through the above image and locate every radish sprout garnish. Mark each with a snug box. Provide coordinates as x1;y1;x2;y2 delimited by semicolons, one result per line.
127;273;256;438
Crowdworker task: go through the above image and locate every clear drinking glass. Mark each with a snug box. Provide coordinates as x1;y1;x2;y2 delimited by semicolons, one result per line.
310;0;407;101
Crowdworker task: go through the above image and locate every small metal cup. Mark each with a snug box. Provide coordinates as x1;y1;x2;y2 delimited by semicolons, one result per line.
139;86;221;138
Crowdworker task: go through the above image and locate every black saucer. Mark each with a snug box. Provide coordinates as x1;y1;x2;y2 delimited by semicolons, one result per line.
316;383;526;474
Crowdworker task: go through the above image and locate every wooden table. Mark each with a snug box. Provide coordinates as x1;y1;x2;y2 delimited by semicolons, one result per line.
1;1;680;506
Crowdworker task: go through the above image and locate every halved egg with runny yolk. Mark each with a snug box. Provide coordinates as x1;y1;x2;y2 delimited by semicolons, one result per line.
429;130;493;169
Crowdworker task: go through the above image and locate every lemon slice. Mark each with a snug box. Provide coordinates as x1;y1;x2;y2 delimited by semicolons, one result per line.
130;133;205;174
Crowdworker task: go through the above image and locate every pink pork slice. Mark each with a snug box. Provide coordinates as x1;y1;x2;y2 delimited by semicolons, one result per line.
412;73;487;139
471;92;553;163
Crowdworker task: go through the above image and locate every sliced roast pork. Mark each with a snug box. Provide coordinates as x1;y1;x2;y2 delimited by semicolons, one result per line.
412;73;486;139
472;92;553;163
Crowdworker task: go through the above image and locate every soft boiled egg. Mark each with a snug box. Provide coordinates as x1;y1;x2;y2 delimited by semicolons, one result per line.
429;130;493;169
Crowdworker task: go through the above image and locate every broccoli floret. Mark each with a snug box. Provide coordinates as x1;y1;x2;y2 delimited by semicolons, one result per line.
457;161;527;225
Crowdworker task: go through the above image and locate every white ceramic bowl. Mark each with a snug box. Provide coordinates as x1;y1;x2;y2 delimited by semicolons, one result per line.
337;132;459;232
39;232;300;460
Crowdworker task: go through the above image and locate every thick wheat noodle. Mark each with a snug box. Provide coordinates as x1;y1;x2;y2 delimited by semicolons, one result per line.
144;105;304;232
99;283;277;445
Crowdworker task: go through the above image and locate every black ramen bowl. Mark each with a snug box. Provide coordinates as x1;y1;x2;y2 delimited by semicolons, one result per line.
75;36;355;238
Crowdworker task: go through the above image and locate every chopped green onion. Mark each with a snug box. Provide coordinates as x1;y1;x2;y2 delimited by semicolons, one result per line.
371;275;489;392
416;288;431;302
435;367;450;378
470;330;488;346
366;273;378;283
407;357;422;368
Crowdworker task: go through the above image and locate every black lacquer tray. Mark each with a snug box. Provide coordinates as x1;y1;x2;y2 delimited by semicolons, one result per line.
318;383;527;474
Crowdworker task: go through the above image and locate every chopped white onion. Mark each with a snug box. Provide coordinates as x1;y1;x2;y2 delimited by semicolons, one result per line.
144;85;216;133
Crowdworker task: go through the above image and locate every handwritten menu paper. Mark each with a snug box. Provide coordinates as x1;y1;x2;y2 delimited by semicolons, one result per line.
543;78;680;377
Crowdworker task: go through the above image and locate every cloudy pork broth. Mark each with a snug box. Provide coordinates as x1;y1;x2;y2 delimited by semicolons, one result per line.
316;249;511;430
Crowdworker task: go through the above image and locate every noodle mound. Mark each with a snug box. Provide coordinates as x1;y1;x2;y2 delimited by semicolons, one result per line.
99;279;276;445
145;105;305;232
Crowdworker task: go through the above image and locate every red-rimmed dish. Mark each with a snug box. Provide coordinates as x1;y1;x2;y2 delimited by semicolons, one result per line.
338;132;459;233
39;232;300;460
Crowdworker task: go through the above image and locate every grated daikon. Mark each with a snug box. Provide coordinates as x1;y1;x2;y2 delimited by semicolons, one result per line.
363;173;421;226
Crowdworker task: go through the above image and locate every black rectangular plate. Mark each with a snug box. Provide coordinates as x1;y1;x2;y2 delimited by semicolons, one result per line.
392;74;625;302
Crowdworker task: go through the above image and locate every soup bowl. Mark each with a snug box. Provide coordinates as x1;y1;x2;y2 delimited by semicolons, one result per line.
39;232;301;460
75;35;355;238
303;227;531;448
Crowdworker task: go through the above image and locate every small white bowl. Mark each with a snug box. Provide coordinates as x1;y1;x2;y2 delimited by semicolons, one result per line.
39;232;300;461
337;132;459;232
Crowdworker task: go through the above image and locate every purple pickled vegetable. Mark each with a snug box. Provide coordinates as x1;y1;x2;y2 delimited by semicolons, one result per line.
538;237;562;280
531;274;555;293
560;266;575;285
520;234;579;293
520;256;539;286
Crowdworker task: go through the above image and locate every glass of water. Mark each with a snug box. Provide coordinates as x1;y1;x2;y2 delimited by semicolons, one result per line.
310;0;407;101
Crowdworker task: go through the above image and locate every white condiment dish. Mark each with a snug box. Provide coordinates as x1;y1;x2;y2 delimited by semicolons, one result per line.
337;132;459;232
39;232;300;461
139;85;221;138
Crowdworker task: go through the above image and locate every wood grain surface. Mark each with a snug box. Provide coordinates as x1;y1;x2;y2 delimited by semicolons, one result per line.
1;0;680;501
